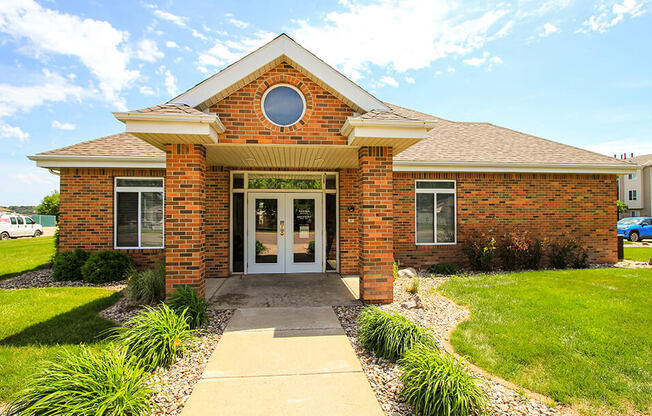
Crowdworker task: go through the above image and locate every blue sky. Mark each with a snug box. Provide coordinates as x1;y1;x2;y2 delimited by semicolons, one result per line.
1;0;651;205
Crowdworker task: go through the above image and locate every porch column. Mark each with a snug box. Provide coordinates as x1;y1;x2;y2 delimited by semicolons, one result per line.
358;146;394;303
165;144;207;297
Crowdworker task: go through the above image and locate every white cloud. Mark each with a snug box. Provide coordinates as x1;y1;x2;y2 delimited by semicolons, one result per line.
51;120;76;130
163;68;177;96
12;169;58;185
447;66;456;72
290;0;509;80
379;75;399;87
192;30;208;41
0;70;89;118
197;31;276;73
135;39;163;62
489;56;503;64
0;122;29;141
139;85;155;95
580;0;646;33
153;9;187;28
539;22;559;36
584;138;652;156
0;0;138;102
165;40;179;48
463;51;502;69
228;18;250;29
463;55;488;66
404;76;415;84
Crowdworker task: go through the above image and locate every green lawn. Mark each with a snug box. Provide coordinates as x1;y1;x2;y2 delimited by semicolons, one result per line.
624;246;652;262
0;236;55;280
439;269;651;416
0;287;119;400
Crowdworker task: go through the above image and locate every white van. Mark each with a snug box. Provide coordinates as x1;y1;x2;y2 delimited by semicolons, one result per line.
0;214;43;240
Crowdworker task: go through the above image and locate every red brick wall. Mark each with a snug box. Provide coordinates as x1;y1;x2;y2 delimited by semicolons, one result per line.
58;167;165;268
393;172;618;269
359;147;394;303
339;168;361;275
205;166;230;278
210;62;355;145
165;144;206;296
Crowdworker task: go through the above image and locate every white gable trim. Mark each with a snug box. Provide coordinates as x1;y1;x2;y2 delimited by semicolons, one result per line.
170;34;389;113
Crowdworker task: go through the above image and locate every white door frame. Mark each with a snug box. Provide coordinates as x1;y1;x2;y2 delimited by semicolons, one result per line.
247;193;285;274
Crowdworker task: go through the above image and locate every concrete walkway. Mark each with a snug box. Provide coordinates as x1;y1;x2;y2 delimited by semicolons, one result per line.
180;306;384;416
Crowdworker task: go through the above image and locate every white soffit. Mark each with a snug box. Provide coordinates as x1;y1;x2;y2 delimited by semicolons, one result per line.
205;144;359;169
341;118;437;155
170;34;389;113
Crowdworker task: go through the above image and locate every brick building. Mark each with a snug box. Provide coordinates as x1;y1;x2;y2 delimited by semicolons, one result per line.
30;34;636;303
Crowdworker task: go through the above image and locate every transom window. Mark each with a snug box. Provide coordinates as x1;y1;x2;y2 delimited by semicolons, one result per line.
115;178;164;249
261;84;306;127
415;180;456;245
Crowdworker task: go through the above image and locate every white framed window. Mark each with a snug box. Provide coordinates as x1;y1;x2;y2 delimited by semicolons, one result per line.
415;180;456;245
629;190;637;201
261;84;306;127
114;177;164;249
628;173;637;180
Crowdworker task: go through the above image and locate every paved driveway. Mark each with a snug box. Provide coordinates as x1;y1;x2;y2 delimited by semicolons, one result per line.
180;306;383;416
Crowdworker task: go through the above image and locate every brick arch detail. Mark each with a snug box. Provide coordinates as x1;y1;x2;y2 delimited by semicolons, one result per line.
253;76;314;133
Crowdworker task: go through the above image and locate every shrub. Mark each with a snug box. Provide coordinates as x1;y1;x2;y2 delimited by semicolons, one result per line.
3;346;153;416
393;261;400;280
51;248;89;281
547;237;589;269
399;345;488;416
407;277;420;294
106;304;196;371
81;250;132;283
126;264;165;305
358;307;436;361
167;286;208;329
461;234;496;271
428;263;458;275
496;230;544;271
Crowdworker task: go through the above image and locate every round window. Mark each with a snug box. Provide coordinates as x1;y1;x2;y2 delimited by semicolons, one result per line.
261;84;306;127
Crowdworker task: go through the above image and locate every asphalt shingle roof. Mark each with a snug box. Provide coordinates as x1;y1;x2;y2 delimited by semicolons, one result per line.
130;104;206;115
630;153;652;166
36;132;164;158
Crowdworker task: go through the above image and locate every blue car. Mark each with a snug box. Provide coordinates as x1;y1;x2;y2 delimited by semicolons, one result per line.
617;217;652;242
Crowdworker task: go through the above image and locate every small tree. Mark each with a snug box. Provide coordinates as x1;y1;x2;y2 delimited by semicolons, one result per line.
36;190;60;218
617;200;628;215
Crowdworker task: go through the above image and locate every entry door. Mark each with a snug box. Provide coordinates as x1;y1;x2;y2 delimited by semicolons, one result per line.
247;193;323;274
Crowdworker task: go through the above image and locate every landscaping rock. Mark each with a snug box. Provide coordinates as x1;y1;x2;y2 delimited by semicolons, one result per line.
0;268;126;291
335;275;565;416
397;267;417;279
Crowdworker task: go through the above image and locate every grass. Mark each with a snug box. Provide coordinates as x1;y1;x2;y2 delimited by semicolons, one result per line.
439;269;652;416
0;287;119;401
623;246;652;261
0;236;55;280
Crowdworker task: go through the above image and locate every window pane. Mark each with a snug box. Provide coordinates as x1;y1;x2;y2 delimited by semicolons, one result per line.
255;199;278;264
116;192;138;247
232;193;245;272
325;174;337;190
416;181;454;189
248;177;321;189
25;217;35;224
10;217;16;224
263;86;304;126
326;194;337;270
437;193;455;243
232;173;244;189
416;193;434;243
16;217;24;225
116;178;163;188
141;192;164;247
293;199;315;263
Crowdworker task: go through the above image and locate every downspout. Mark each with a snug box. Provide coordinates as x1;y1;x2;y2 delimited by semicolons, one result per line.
48;168;60;176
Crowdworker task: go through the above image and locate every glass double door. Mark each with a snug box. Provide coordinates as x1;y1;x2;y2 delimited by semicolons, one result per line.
247;193;323;274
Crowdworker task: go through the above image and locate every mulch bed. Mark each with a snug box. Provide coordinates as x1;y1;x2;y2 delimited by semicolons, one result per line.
335;275;566;416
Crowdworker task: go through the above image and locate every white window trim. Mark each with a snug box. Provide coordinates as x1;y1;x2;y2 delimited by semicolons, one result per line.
114;177;165;250
629;190;637;201
414;180;457;246
260;83;307;127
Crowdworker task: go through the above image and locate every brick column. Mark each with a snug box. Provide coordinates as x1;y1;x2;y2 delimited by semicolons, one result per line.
358;146;394;303
165;144;207;297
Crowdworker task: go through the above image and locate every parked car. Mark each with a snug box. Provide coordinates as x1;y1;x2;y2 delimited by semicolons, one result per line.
617;217;652;242
0;214;43;240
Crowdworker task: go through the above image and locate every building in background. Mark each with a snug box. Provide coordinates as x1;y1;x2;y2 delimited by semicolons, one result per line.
618;153;652;218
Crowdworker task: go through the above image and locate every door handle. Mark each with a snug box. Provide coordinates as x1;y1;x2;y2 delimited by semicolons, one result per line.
280;220;285;237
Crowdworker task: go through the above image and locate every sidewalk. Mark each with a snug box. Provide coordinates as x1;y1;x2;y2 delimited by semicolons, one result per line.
180;306;384;416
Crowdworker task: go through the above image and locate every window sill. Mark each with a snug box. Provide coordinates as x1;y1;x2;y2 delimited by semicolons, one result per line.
114;246;164;250
415;242;457;246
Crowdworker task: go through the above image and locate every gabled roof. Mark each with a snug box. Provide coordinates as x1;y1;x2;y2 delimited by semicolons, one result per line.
34;133;164;158
129;104;206;116
389;103;637;171
630;153;652;166
170;34;389;113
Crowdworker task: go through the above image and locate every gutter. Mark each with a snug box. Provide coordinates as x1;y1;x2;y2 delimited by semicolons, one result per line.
340;117;437;136
393;160;639;174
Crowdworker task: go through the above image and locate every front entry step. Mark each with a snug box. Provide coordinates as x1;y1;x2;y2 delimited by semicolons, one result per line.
180;307;383;416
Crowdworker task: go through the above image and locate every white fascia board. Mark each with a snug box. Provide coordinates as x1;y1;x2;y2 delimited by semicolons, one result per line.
393;161;639;174
170;34;388;112
28;155;166;169
113;112;226;134
341;118;436;137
